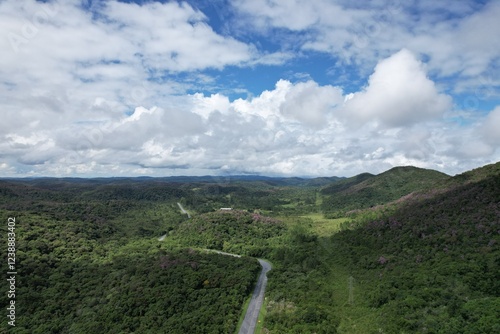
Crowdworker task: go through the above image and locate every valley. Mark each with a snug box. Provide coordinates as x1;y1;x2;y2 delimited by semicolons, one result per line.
0;162;498;333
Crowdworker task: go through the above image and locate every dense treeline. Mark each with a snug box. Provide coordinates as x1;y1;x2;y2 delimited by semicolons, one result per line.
0;177;319;217
264;223;340;334
181;181;318;214
0;179;263;334
0;178;330;333
7;241;260;333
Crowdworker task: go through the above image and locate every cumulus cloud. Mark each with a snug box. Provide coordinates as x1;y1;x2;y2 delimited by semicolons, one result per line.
0;1;498;177
2;55;498;178
279;81;343;128
343;49;452;127
0;0;277;132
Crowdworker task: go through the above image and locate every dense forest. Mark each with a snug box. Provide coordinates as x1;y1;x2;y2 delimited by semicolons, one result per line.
1;206;261;333
1;162;499;333
328;163;500;333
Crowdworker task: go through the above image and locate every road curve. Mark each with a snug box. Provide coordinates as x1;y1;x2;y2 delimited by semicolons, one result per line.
177;202;191;218
239;259;272;334
180;204;270;334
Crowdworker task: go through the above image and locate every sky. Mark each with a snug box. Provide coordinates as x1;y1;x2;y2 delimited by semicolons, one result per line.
1;0;499;178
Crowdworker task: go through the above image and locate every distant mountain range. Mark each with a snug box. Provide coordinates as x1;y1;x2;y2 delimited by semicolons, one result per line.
0;174;344;187
1;163;498;211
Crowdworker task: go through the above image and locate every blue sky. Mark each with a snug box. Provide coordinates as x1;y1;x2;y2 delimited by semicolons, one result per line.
0;0;499;177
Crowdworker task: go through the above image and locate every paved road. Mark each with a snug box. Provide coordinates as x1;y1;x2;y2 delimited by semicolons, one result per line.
177;202;191;218
239;259;272;334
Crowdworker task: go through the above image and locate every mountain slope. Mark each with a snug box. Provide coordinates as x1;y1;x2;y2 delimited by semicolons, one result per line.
320;172;374;194
321;166;450;213
329;162;500;333
449;161;500;185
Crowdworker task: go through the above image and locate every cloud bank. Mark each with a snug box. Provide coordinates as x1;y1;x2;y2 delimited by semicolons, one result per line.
0;0;499;177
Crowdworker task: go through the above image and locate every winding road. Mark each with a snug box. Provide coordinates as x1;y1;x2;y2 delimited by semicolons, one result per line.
202;251;272;333
238;259;272;334
176;204;271;333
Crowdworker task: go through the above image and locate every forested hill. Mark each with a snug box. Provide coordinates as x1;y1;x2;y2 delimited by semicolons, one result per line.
320;166;451;214
170;210;286;257
329;161;500;333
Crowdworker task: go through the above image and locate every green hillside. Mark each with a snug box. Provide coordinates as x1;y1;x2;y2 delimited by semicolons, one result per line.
448;161;500;185
321;166;450;214
328;162;500;333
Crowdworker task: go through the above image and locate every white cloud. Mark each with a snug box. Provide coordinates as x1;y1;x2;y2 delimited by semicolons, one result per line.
0;0;275;175
279;80;343;128
234;0;500;93
2;65;499;178
0;0;269;137
411;1;500;78
233;0;361;31
343;49;452;127
0;0;257;73
191;93;232;119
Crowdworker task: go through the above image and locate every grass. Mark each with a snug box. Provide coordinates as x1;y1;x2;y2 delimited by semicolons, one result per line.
300;213;348;236
255;298;268;334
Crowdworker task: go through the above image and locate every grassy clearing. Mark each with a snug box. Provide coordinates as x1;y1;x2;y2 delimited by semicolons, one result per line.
300;213;348;236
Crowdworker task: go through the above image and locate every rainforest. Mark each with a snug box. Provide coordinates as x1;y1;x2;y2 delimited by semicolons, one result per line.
1;162;499;333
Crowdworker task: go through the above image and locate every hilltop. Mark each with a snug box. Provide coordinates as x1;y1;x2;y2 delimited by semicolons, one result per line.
448;161;500;185
320;166;450;214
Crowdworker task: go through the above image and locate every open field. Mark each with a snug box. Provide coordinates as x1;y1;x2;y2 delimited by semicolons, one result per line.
299;213;349;236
